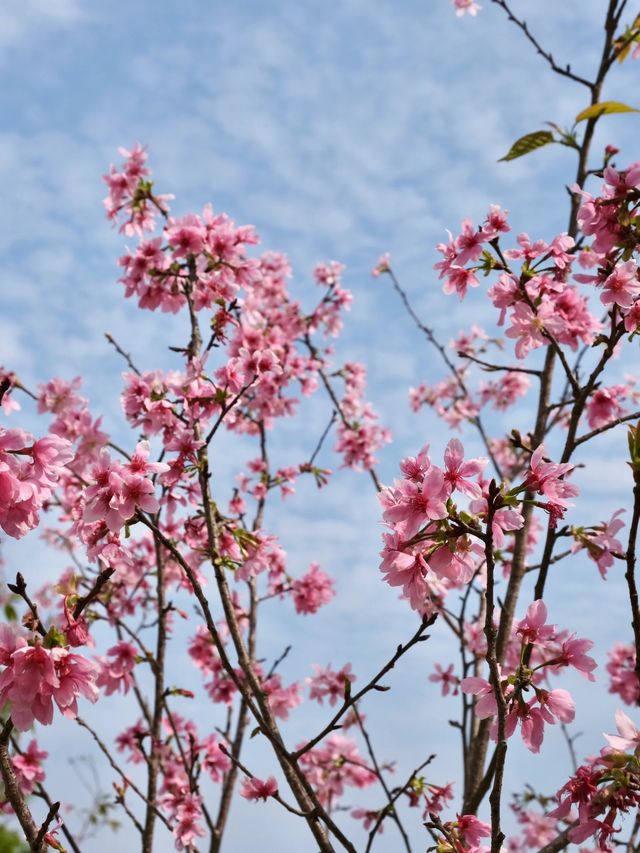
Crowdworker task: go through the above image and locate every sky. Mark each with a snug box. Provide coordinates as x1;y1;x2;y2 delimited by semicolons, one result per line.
2;0;640;850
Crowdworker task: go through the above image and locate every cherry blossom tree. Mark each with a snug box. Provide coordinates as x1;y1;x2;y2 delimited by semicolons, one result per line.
3;1;640;852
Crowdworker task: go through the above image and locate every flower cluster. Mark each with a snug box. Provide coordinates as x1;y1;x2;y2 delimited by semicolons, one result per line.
434;205;509;299
548;711;640;850
297;735;377;806
307;662;355;705
335;362;391;470
82;441;167;534
379;439;500;613
462;601;595;753
431;813;491;853
606;642;640;705
292;562;335;615
0;427;73;539
95;641;138;695
0;624;98;731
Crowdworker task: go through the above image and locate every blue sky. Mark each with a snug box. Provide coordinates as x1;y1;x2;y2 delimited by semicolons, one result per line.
3;0;640;850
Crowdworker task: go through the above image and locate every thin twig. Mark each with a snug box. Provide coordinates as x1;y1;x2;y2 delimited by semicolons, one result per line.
266;645;292;680
73;566;114;620
7;573;47;637
105;332;142;375
34;801;60;850
560;723;580;773
574;409;640;447
352;705;412;852
309;410;337;466
460;352;542;377
384;269;503;479
364;755;435;852
75;717;172;832
295;615;436;759
484;484;507;853
491;0;593;88
204;378;257;445
305;334;383;493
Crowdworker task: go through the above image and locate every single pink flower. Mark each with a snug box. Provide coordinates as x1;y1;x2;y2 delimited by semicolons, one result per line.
515;600;556;645
604;709;640;752
240;775;278;802
429;663;459;696
443;438;486;498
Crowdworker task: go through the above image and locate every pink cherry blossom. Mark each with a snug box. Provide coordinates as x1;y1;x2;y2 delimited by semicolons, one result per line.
173;794;207;850
524;445;578;509
600;259;640;309
461;675;499;719
451;1;482;19
515;600;555;645
307;663;355;706
240;775;278;802
607;642;640;705
429;662;459;696
371;253;390;277
457;814;491;846
381;467;448;540
604;709;640;752
96;642;138;695
292;563;335;615
12;740;47;796
505;300;567;360
586;386;626;430
443;438;486;498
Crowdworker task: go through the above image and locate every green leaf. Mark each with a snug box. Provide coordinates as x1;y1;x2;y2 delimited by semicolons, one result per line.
575;101;640;122
0;825;29;853
43;626;66;649
498;131;555;162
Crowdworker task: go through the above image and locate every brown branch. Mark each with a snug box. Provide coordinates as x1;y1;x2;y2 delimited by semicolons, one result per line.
34;801;60;850
459;352;542;377
194;449;355;851
7;573;46;637
211;580;260;851
141;534;168;852
574;409;640;448
625;470;640;699
483;485;508;853
0;721;44;852
309;410;337;467
73;566;114;620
